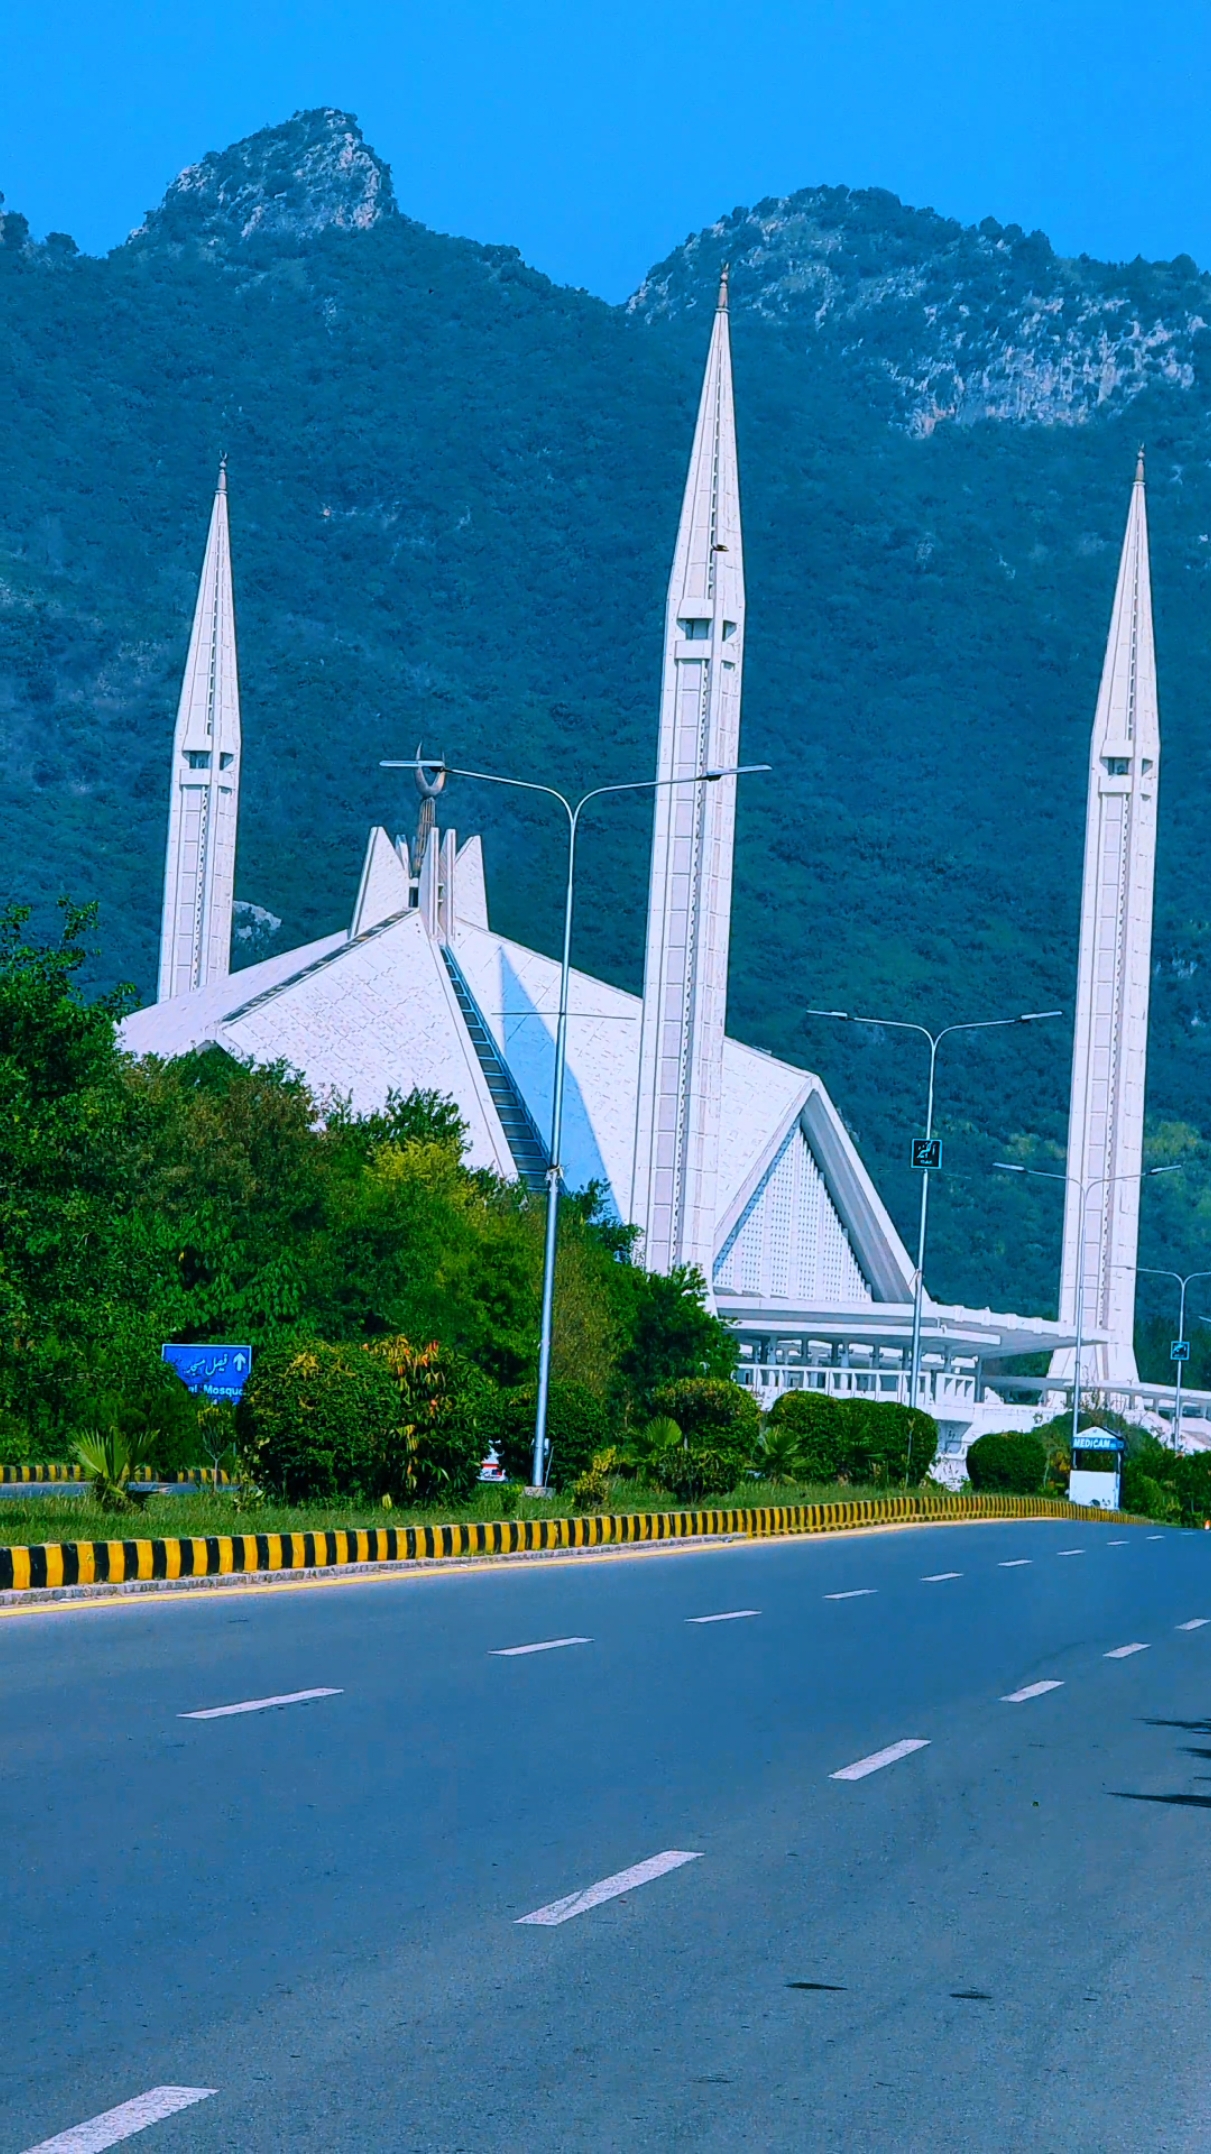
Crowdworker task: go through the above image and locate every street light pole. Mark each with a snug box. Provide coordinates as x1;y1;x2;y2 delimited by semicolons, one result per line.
994;1163;1183;1452
806;1008;1061;1426
1135;1266;1211;1452
383;754;769;1491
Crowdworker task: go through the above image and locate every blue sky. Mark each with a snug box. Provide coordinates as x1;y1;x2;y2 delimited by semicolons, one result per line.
2;0;1208;299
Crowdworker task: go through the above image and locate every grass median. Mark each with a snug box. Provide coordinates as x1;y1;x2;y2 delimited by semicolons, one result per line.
0;1477;976;1547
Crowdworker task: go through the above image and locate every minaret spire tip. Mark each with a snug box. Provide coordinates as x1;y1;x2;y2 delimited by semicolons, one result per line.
217;455;228;496
1134;444;1145;484
717;263;730;312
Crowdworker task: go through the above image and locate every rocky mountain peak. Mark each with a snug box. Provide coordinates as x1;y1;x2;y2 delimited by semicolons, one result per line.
129;108;396;251
630;185;1211;434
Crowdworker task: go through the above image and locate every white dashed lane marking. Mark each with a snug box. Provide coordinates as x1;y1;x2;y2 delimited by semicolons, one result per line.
1057;1549;1084;1558
1002;1680;1064;1703
999;1559;1032;1567
686;1610;760;1624
824;1589;877;1600
831;1738;930;1781
1178;1619;1211;1631
492;1638;591;1657
1147;1534;1166;1540
1108;1539;1129;1545
517;1850;701;1925
19;2086;216;2152
1105;1642;1150;1659
181;1689;340;1719
922;1572;962;1582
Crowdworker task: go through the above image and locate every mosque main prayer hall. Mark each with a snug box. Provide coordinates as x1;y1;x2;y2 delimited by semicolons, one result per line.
123;274;1199;1468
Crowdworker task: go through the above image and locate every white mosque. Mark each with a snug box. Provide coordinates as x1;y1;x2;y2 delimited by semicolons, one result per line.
122;282;1203;1463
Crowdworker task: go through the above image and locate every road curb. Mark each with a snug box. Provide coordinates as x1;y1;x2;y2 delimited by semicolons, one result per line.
0;1492;1137;1599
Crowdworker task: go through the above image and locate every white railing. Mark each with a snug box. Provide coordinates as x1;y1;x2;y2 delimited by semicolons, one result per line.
736;1363;979;1409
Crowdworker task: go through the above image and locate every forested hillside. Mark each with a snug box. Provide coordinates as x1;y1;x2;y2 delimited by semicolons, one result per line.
2;109;1210;1340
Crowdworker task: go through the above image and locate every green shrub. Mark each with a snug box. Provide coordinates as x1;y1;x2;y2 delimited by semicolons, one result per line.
490;1381;611;1490
236;1340;396;1501
657;1444;743;1504
766;1390;844;1479
754;1419;804;1483
1124;1470;1181;1523
651;1378;759;1463
366;1336;488;1503
838;1401;938;1486
570;1446;619;1511
965;1430;1047;1495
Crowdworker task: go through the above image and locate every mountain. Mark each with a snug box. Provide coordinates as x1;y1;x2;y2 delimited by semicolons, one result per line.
3;107;1211;1340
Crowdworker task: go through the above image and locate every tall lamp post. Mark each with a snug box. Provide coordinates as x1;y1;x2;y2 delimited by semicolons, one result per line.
383;755;770;1491
806;1009;1061;1422
994;1162;1182;1452
1135;1266;1211;1453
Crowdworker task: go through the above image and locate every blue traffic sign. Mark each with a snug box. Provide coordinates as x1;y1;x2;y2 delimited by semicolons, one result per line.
911;1138;942;1171
1171;1339;1191;1362
1073;1432;1124;1451
162;1344;253;1403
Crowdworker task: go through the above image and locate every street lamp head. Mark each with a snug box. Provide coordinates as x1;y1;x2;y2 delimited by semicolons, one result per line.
1018;1009;1063;1022
1147;1163;1184;1178
704;762;773;781
994;1161;1026;1174
380;758;449;774
805;1008;851;1021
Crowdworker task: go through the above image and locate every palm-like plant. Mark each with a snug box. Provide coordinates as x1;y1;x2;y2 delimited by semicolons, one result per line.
756;1421;802;1485
624;1415;683;1483
74;1425;156;1512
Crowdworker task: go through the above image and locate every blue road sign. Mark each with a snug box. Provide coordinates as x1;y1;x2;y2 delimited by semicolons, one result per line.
911;1138;942;1171
1073;1433;1124;1452
162;1344;253;1403
1171;1339;1191;1362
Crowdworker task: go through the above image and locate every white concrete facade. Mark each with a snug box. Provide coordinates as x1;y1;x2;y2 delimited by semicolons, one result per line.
1052;455;1160;1387
157;464;242;1001
631;271;745;1282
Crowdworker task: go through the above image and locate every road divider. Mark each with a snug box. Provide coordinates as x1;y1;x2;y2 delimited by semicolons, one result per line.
0;1491;1142;1599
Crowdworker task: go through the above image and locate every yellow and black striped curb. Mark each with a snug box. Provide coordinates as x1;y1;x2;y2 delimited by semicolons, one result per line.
0;1491;1138;1593
0;1465;231;1485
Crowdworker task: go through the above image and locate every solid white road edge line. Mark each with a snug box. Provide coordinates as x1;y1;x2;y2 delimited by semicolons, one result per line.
517;1849;702;1925
1178;1619;1211;1631
686;1610;761;1623
922;1572;962;1582
1002;1680;1064;1703
824;1589;877;1600
492;1637;591;1656
19;2086;216;2153
831;1738;930;1781
999;1559;1032;1567
1105;1642;1149;1658
181;1688;340;1719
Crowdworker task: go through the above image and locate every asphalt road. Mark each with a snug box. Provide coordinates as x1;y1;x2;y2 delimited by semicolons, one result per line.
4;1517;1211;2152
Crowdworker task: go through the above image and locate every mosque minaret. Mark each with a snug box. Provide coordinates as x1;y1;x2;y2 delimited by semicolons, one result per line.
630;269;747;1281
1052;453;1160;1388
157;460;242;1001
